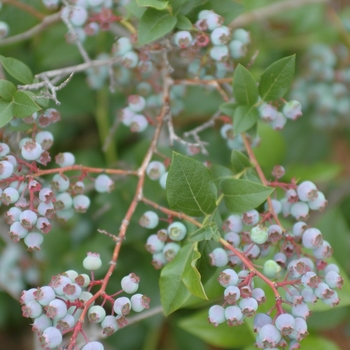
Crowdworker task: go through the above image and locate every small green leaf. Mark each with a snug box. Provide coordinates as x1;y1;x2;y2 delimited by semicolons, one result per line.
175;14;193;30
0;100;14;127
160;244;207;316
166;152;217;217
188;223;220;242
0;56;33;84
138;8;177;45
259;55;295;101
178;309;254;348
13;91;41;118
222;178;274;212
0;80;16;101
233;64;259;106
233;105;259;134
210;164;233;189
231;150;252;174
137;0;169;10
125;0;146;18
174;0;207;14
220;102;236;116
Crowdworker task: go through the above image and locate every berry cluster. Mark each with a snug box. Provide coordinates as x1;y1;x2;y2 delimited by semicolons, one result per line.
207;173;342;348
21;252;150;349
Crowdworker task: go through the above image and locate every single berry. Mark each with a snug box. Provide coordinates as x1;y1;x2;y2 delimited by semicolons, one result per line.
163;242;181;262
167;221;187;241
139;211;159;229
173;31;193;48
208;305;225;326
95;174;114;193
131;293;150;312
263;260;281;278
209;248;228;267
225;305;243;326
39;326;63;349
146;161;166;180
88;305;106;323
113;297;131;316
121;273;140;294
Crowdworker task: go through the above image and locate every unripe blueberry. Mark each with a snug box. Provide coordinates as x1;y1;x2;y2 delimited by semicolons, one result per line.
229;39;246;59
121;273;140;294
322;290;340;307
301;287;317;304
242;209;259;226
113;297;131;316
250;225;268;244
146;234;165;253
223;285;240;304
163;242;181;262
308;191;328;211
131;293;150;312
312;240;333;259
243;244;260;259
46;298;67;319
159;171;168;189
302;228;323;249
301;271;319;288
39;187;55;204
218;268;239;287
82;342;104;350
68;6;88;26
152;251;167;269
208;305;225;326
3;155;17;169
72;181;85;193
291;202;309;220
324;263;340;275
239;297;258;317
0;160;13;179
51;174;70;192
73;194;91;213
289;317;308;341
31;314;52;334
210;45;229;61
55;314;76;331
263;260;281;278
21;139;42;161
259;104;277;121
128;95;146;112
19;210;37;229
139;211;159;229
283;100;302;120
9;221;28;242
101;315;119;336
54;192;73;210
225;231;241;247
38;202;55;218
173;31;193;48
0;21;9;38
252;288;266;304
267;224;282;243
0;142;10;157
220;124;234;140
168;221;187;241
291;302;311;319
24;232;43;251
325;271;343;289
34;286;56;306
225;305;243;326
40;326;62;349
22;300;43;318
95;174;114;193
258;324;281;347
210;26;230;45
88;305;106;323
63;283;82;301
222;214;243;233
121;50;139;68
130;114;148;132
5;207;22;224
35;131;54;150
206;12;223;31
119;107;135;126
209;248;228;267
273;252;287;268
55;152;75;167
83;252;102;271
297;181;318;201
113;37;133;57
146;161;166;180
78;291;94;305
2;187;19;205
275;313;295;335
232;28;250;44
314;282;335;300
49;275;71;295
75;273;90;288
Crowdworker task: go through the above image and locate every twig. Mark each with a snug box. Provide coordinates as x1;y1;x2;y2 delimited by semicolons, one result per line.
0;12;61;46
229;0;329;29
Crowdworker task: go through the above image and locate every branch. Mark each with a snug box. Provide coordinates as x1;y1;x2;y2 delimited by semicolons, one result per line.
229;0;329;29
0;12;61;46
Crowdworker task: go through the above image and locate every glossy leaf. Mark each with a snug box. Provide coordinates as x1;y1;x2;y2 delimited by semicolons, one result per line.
0;100;14;127
160;243;207;316
13;91;41;118
233;105;259;135
259;55;295;101
222;178;274;212
137;0;169;10
0;80;16;101
233;64;259;106
167;152;217;216
231;150;252;174
0;55;33;84
138;8;177;45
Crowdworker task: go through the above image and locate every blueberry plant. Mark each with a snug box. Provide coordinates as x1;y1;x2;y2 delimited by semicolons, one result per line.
0;1;349;350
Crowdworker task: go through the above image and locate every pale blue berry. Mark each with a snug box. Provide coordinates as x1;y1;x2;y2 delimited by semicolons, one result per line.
152;251;167;269
283;100;302;120
218;268;238;287
232;28;250;44
49;275;71;295
239;297;258;317
291;201;309;220
46;298;68;319
40;326;62;349
24;232;43;251
95;174;114;193
210;45;229;61
63;283;82;301
35;131;54;150
83;252;102;271
9;221;28;242
55;314;76;331
312;240;333;259
229;40;246;59
225;305;243;326
75;273;91;288
31;314;52;334
146;234;165;253
51;174;70;192
54;192;73;210
146;161;166;180
113;297;131;316
140;211;159;229
325;271;343;289
130;114;148;132
208;305;225;326
224;231;241;247
206;12;223;31
173;31;193;48
131;293;150;312
113;37;133;57
163;242;181;262
128;95;146;112
82;342;104;350
55;152;75;167
289;317;308;341
0;143;10;157
0;160;13;180
302;228;323;249
210;248;229;266
0;21;9;38
224;285;240;304
73;194;91;213
21;139;42;161
168;221;187;241
2;187;19;205
88;305;106;323
121;273;139;294
101;315;118;336
121;51;139;68
275;313;295;336
291;302;311;319
252;288;266;304
297;181;318;201
34;286;56;306
222;214;243;233
220;124;234;140
20;210;37;229
159;171;168;189
210;26;230;45
242;209;259;225
22;300;42;318
258;324;281;347
308;191;327;210
5;207;22;224
253;313;272;332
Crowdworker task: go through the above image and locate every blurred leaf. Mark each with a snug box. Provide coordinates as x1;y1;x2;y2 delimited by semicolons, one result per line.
209;0;245;23
220;102;236;116
292;335;340;350
259;55;295;101
125;0;146;18
137;0;169;10
13;91;40;118
233;64;259;106
178;308;254;348
0;80;16;101
0;55;33;84
167;152;217;216
176;0;208;14
22;91;49;108
0;100;14;127
160;243;207;316
210;164;233;189
222;178;274;212
176;15;193;30
233;106;259;135
231;150;252;174
138;9;177;44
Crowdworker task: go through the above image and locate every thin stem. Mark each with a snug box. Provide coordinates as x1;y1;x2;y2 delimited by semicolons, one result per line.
2;0;46;20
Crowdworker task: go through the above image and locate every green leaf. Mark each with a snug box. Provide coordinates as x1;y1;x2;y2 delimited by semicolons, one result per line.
219;102;236;116
13;91;41;118
175;0;207;14
259;55;295;101
188;223;220;242
209;0;245;23
210;164;233;189
160;244;207;316
175;14;193;30
166;152;217;216
0;100;14;127
22;91;49;108
0;56;33;84
233;105;259;134
222;178;274;212
233;64;259;106
0;80;16;101
137;0;168;10
138;8;177;45
125;0;146;18
178;309;254;348
231;150;252;174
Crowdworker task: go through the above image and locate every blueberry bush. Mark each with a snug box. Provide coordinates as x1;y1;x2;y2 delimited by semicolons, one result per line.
0;0;350;349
